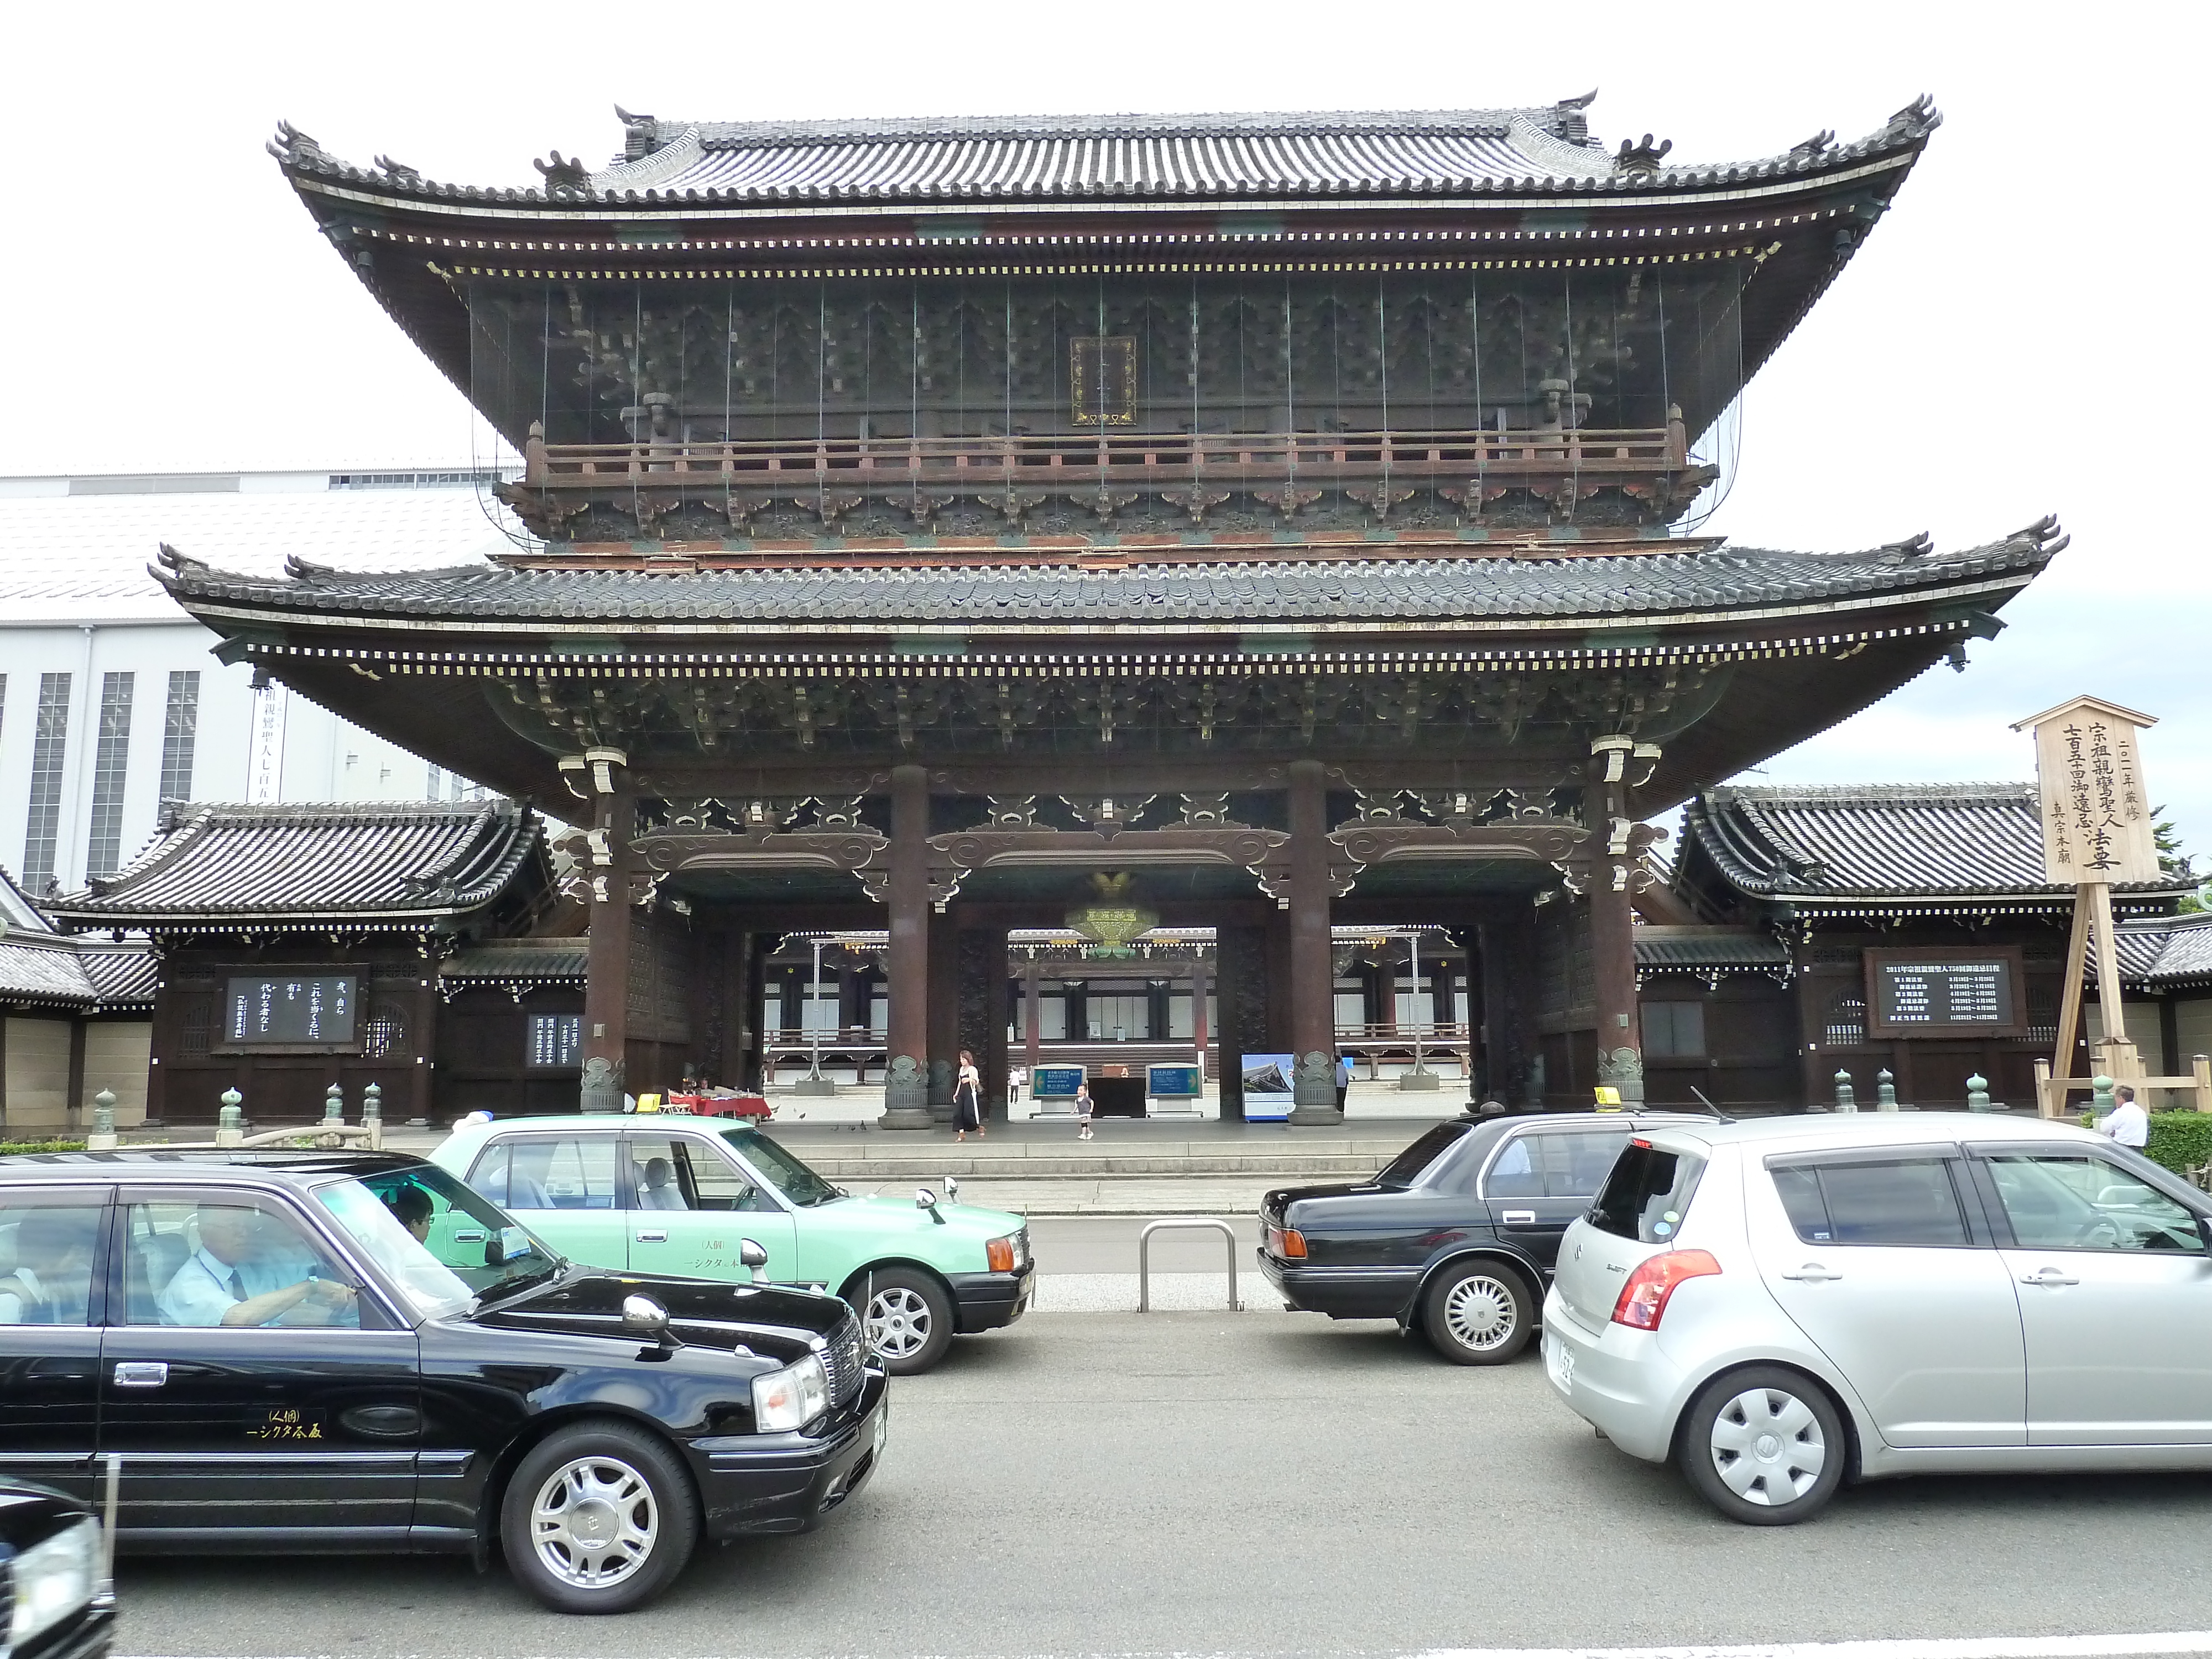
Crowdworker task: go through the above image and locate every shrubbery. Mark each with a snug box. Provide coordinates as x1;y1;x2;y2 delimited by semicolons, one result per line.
2143;1112;2212;1180
0;1140;89;1155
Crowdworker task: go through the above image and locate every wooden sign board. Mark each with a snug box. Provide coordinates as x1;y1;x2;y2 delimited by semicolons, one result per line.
2012;695;2161;885
1864;947;2026;1040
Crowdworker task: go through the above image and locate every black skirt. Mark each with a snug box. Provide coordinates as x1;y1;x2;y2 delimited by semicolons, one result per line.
953;1081;983;1130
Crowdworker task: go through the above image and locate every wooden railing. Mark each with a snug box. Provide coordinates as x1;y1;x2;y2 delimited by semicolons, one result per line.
524;422;1689;489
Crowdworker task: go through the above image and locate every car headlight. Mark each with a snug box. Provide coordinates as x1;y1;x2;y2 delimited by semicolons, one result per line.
987;1230;1028;1272
9;1516;99;1647
752;1353;830;1432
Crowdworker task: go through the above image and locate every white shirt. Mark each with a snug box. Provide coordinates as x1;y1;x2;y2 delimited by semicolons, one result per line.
0;1265;45;1324
2098;1099;2150;1149
159;1247;250;1327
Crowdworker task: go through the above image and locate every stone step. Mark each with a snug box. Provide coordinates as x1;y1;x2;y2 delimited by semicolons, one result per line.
810;1152;1390;1180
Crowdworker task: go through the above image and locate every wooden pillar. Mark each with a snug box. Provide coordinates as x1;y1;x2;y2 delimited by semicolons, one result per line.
412;971;437;1125
579;751;632;1112
1190;956;1209;1077
65;1018;87;1132
972;926;1010;1123
881;764;933;1128
1286;759;1342;1124
1022;956;1042;1082
1213;925;1257;1120
2087;880;2142;1079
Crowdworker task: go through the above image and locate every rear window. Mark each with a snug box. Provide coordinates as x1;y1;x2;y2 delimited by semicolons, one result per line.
1375;1123;1471;1190
1587;1140;1705;1243
1770;1156;1971;1247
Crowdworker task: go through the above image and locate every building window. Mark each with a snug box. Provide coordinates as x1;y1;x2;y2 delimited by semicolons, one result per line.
158;671;199;804
1644;1000;1707;1058
178;994;215;1058
1823;992;1869;1048
21;672;72;894
2025;984;2058;1045
361;1000;412;1061
84;672;136;880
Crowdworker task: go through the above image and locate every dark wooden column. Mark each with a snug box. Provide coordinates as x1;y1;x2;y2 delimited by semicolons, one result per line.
1286;759;1342;1124
1588;744;1646;1106
927;901;961;1121
1022;956;1042;1084
578;750;632;1112
411;970;438;1125
1190;955;1210;1081
880;764;933;1129
967;926;1010;1123
1213;925;1261;1120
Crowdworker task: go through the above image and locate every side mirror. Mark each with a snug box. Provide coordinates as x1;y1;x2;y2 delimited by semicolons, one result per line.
621;1292;675;1349
916;1187;946;1224
738;1238;770;1284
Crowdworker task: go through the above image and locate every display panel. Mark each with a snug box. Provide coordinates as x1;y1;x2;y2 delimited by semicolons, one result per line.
1863;948;2026;1039
1148;1065;1203;1098
223;975;357;1048
527;1014;583;1070
1032;1066;1087;1097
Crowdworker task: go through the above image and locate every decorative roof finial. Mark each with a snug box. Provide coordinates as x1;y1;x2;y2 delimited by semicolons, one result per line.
1789;129;1835;160
268;119;327;166
533;150;592;197
1614;133;1673;176
614;105;659;162
1885;94;1940;138
373;154;421;185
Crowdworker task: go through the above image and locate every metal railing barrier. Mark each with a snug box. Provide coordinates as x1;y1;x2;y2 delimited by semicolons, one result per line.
1138;1218;1242;1313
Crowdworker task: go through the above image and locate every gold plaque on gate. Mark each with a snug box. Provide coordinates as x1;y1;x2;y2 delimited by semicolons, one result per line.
1070;336;1137;426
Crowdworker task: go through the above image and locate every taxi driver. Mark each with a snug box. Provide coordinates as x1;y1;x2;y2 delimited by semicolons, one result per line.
158;1206;357;1327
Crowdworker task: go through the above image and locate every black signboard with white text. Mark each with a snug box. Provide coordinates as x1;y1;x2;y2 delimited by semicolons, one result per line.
222;975;358;1050
1864;947;2026;1040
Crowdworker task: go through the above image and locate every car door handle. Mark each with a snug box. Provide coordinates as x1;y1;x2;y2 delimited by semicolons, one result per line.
113;1361;168;1388
1501;1211;1538;1225
635;1230;669;1243
1780;1265;1844;1283
2022;1269;2080;1287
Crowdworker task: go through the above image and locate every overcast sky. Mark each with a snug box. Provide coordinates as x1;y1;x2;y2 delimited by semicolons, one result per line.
6;3;2203;848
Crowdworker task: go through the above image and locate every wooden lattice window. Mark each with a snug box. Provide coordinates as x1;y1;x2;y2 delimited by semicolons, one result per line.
1823;992;1869;1048
361;1000;412;1061
178;995;214;1058
2025;984;2059;1045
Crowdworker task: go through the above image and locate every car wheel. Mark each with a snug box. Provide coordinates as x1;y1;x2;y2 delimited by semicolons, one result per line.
1421;1260;1533;1365
853;1267;954;1375
500;1421;699;1614
1677;1366;1845;1525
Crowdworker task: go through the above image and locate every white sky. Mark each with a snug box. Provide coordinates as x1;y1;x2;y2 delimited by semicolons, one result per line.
4;2;2204;847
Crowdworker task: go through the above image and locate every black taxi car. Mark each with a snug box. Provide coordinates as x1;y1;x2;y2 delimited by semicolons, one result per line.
0;1478;111;1658
1259;1109;1699;1364
0;1150;886;1614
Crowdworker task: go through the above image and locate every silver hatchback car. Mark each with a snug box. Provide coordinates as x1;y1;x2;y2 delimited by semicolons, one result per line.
1541;1114;2212;1523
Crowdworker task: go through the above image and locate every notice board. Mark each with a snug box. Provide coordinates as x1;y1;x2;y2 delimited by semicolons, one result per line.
222;975;358;1049
1863;947;2026;1039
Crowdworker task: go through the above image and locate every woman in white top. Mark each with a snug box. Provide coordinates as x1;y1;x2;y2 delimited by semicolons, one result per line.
953;1049;985;1141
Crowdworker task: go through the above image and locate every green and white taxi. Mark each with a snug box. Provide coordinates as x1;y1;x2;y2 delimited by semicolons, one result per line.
429;1113;1031;1373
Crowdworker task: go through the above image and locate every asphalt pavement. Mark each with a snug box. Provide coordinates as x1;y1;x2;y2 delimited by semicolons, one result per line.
113;1298;2212;1659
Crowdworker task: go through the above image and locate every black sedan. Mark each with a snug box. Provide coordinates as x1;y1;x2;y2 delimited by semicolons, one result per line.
0;1478;111;1658
0;1151;886;1614
1258;1110;1698;1364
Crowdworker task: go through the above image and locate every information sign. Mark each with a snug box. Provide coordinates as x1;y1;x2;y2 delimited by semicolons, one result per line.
1240;1053;1295;1121
1863;948;2026;1039
1147;1065;1203;1098
1032;1066;1087;1098
223;975;357;1048
527;1013;583;1069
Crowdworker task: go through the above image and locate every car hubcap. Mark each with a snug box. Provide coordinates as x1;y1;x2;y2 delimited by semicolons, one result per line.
1709;1387;1827;1505
1443;1274;1517;1351
530;1455;658;1588
865;1286;933;1359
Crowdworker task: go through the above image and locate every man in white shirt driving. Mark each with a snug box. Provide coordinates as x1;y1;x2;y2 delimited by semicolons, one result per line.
158;1206;356;1327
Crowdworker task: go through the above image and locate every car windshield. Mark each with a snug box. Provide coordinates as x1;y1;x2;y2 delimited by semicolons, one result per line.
722;1129;842;1207
314;1165;565;1320
1374;1122;1470;1190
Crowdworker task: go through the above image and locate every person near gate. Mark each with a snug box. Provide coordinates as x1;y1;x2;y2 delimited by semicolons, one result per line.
2097;1083;2150;1149
953;1048;985;1141
1074;1080;1095;1141
1335;1053;1352;1110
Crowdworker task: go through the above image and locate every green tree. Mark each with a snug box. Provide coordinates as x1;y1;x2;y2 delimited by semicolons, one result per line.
2152;810;2208;913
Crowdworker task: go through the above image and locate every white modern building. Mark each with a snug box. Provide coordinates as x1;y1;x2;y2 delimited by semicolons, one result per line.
0;468;529;895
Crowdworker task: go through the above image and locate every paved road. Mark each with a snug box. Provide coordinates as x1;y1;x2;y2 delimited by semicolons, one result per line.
114;1310;2212;1658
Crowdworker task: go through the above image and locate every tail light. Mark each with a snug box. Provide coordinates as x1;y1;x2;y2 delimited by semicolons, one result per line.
1611;1249;1721;1331
1266;1226;1307;1260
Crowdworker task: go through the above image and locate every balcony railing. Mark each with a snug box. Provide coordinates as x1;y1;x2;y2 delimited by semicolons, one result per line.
524;422;1689;491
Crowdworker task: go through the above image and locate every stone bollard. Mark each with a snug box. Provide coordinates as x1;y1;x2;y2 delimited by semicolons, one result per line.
2092;1074;2115;1119
1966;1073;1996;1112
362;1083;383;1150
217;1088;245;1147
1876;1070;1899;1112
324;1083;346;1126
87;1089;119;1151
1833;1070;1858;1113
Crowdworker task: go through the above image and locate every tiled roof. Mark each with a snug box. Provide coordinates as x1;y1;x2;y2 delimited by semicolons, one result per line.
79;943;159;1010
44;802;546;931
0;936;98;1007
2116;916;2212;989
441;940;589;984
270;96;1939;211
1635;928;1791;970
1686;783;2185;904
0;476;530;625
158;525;2058;633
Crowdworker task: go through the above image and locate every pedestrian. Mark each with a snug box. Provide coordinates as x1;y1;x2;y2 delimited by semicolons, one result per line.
1008;1064;1027;1115
953;1048;985;1141
1074;1080;1094;1141
2097;1083;2150;1149
1334;1052;1352;1110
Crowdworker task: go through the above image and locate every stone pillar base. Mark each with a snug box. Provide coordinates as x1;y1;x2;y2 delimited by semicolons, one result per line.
1396;1068;1442;1092
785;1075;838;1097
580;1056;625;1114
1288;1050;1344;1125
1597;1046;1646;1107
880;1055;934;1130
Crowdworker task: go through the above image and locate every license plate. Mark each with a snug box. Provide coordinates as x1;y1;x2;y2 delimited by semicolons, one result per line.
1546;1335;1575;1392
873;1404;889;1457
